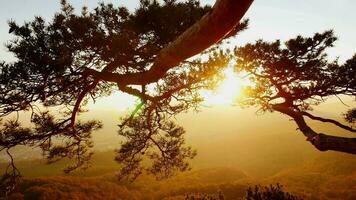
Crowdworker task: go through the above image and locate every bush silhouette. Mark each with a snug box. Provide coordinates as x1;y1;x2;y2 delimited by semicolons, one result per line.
244;184;303;200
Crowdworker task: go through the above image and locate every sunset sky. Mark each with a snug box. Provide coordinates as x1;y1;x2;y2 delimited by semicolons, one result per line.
1;0;356;62
0;0;355;151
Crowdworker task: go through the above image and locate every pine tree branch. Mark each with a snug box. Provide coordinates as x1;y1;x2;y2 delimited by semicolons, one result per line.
272;104;356;154
301;111;356;133
84;0;253;86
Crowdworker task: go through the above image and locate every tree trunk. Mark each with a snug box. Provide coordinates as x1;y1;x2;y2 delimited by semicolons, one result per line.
272;105;356;154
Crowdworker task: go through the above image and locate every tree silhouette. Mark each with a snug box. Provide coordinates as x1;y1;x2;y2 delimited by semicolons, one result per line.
234;30;356;154
0;0;252;194
245;184;303;200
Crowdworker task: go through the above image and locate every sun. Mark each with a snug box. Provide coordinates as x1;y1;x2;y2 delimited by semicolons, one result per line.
200;67;248;106
93;66;249;110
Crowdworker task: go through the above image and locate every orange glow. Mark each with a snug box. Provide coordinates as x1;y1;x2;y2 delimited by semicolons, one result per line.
93;67;250;110
200;67;249;106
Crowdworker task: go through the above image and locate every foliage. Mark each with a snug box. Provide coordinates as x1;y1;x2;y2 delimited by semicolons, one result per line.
184;191;225;200
234;30;356;153
0;0;248;195
244;184;303;200
7;177;140;200
235;30;355;111
344;108;356;124
2;153;355;200
1;0;355;198
5;176;305;200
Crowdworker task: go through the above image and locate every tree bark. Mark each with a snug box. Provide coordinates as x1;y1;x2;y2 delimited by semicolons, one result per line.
272;104;356;154
86;0;254;86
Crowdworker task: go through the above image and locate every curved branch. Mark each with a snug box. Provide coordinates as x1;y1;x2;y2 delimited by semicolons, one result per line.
71;60;127;127
5;149;19;175
85;0;253;86
272;104;356;154
119;81;201;104
70;82;98;127
301;111;356;133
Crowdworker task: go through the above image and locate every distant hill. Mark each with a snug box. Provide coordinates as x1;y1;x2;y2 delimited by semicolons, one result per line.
2;102;356;199
3;151;356;200
264;153;356;200
7;167;248;200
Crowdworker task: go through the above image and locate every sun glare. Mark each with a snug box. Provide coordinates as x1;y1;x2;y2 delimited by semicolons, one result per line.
200;67;248;106
95;67;249;110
